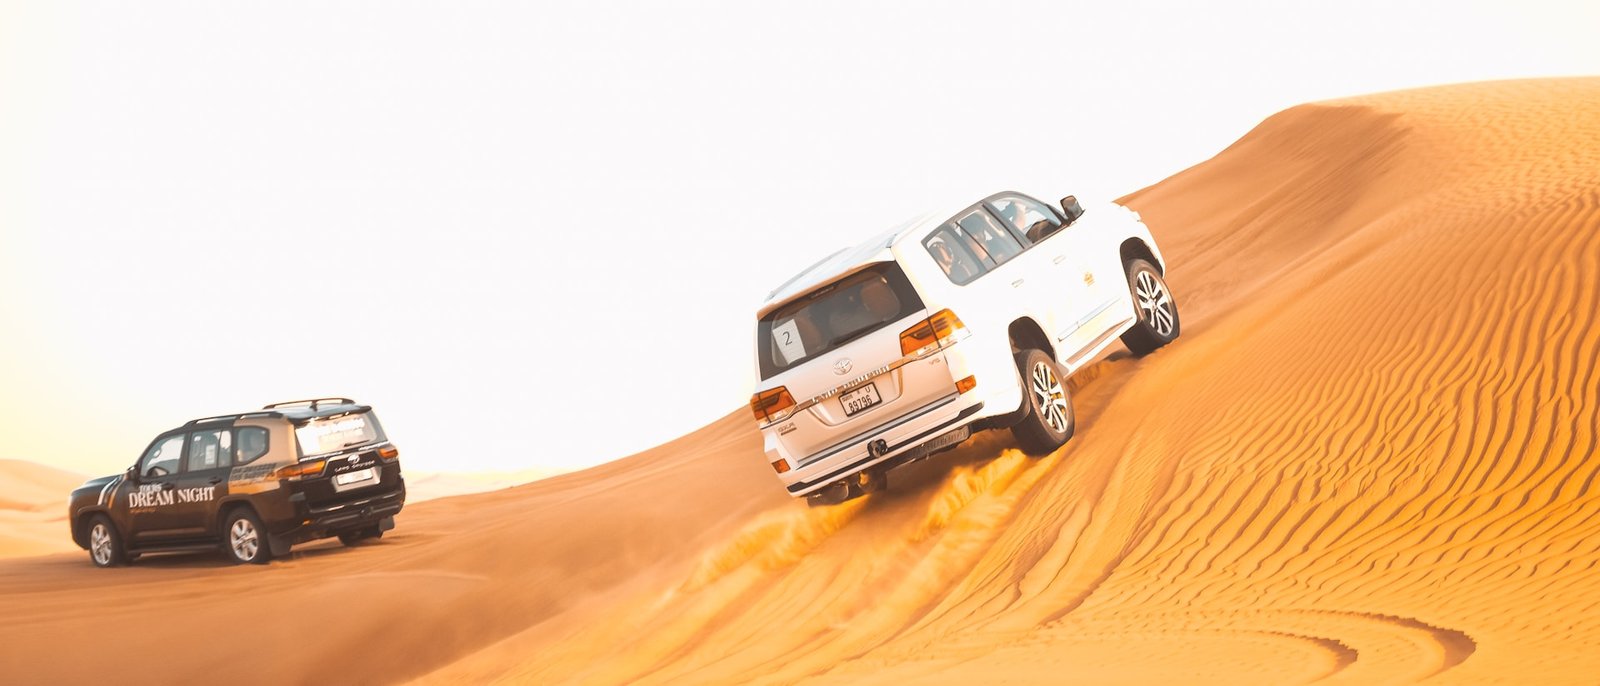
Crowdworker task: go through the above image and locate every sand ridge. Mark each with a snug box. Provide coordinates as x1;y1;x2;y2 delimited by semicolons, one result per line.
2;77;1598;684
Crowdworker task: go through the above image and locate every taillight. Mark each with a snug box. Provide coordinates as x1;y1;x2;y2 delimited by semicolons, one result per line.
750;387;796;423
900;309;967;356
378;445;400;461
275;459;327;480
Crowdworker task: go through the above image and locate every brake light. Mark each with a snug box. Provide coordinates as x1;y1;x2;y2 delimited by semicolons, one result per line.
275;459;326;480
378;445;400;461
900;309;967;356
750;387;796;423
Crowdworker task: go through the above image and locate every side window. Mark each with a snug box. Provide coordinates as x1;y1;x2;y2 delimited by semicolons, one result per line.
187;430;233;472
236;427;270;465
956;209;1024;265
139;435;185;478
988;196;1062;245
924;225;988;285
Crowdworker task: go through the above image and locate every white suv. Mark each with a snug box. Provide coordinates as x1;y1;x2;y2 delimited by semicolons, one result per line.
750;191;1178;505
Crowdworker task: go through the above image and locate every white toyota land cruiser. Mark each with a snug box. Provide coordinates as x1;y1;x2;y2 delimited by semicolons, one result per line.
751;191;1178;505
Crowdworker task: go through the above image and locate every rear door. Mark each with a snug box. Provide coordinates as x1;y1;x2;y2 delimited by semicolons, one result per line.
171;428;230;537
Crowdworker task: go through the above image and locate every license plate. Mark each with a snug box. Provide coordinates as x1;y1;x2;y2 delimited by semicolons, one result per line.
335;467;376;486
840;383;882;417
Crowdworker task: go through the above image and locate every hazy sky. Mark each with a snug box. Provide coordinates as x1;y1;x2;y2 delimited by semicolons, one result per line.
3;1;1597;476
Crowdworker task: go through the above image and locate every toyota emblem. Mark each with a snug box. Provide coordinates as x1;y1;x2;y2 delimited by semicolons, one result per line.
347;454;361;465
833;358;853;375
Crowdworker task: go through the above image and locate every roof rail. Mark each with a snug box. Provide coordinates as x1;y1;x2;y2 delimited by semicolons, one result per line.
263;398;356;411
183;411;281;427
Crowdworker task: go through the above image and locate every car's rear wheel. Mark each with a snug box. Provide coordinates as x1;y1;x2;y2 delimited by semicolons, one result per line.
222;508;271;565
1120;258;1180;356
1011;349;1074;456
88;514;127;568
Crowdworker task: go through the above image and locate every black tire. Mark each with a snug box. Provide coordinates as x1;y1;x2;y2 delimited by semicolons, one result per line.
1120;258;1180;356
1010;349;1075;456
338;526;383;547
222;508;272;565
87;514;128;568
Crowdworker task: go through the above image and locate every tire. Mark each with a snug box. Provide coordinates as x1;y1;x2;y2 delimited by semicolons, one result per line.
222;508;272;565
1120;258;1180;356
1010;349;1075;456
338;526;383;547
87;514;128;568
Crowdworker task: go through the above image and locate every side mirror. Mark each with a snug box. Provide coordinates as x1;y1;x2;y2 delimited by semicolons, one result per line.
125;465;138;481
1060;195;1085;224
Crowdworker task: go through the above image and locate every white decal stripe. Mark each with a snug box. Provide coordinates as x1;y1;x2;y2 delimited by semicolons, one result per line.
98;476;121;507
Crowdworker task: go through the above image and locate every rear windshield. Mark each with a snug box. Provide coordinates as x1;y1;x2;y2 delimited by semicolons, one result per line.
295;410;388;457
757;263;924;380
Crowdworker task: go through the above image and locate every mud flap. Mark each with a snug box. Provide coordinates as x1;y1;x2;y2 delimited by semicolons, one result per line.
268;533;292;558
376;516;395;533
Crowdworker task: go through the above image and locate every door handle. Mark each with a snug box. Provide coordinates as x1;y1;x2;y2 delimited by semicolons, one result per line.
1011;279;1025;288
209;477;223;485
1052;255;1067;265
162;482;175;491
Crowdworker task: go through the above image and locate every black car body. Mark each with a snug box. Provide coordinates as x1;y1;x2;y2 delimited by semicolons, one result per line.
69;398;405;566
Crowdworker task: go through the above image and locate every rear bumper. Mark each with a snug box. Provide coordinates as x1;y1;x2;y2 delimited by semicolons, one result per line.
278;480;406;543
780;400;984;497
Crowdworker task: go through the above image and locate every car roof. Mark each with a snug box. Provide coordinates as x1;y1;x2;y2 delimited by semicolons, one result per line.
757;191;1037;318
177;398;372;431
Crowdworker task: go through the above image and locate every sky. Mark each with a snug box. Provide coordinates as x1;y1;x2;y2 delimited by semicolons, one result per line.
2;1;1597;476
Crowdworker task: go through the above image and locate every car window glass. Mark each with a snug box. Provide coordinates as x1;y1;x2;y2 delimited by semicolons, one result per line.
956;209;1023;264
236;427;270;465
140;435;185;478
187;429;232;472
989;196;1062;245
924;225;988;285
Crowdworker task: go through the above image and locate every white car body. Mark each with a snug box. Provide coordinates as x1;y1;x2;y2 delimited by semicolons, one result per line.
751;191;1171;501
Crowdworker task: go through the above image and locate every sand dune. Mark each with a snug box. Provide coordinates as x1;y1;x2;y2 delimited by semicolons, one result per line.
2;77;1598;684
0;460;84;558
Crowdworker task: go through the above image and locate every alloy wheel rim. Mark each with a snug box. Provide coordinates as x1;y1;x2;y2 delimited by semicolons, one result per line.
1135;270;1176;337
230;519;259;561
91;524;112;565
1031;362;1070;434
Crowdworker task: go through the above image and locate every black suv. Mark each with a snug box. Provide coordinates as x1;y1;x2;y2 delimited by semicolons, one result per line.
68;398;406;566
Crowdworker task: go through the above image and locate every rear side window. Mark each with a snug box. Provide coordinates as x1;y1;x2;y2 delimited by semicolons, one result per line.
235;427;270;465
757;263;924;380
956;209;1023;265
924;225;990;285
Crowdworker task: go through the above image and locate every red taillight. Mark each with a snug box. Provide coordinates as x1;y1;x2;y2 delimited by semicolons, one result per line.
900;309;967;356
378;445;400;461
750;387;796;423
275;459;326;480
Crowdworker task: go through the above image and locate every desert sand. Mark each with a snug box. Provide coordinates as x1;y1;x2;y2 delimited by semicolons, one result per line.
2;77;1598;684
0;460;84;558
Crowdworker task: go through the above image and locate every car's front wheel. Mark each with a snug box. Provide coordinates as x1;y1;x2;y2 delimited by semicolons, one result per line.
1120;258;1180;356
87;514;127;568
1010;349;1074;456
222;508;272;565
